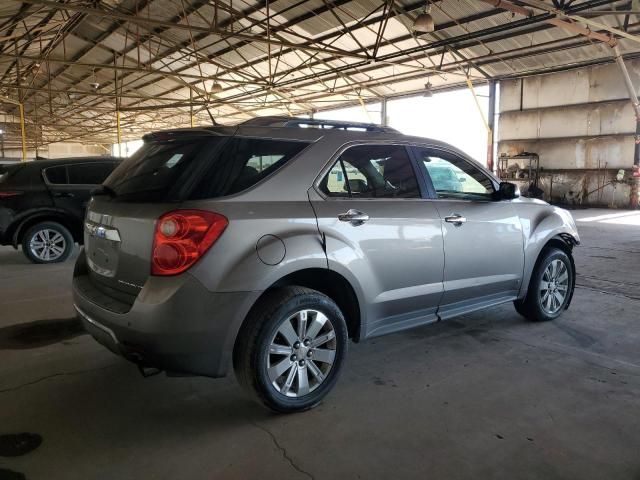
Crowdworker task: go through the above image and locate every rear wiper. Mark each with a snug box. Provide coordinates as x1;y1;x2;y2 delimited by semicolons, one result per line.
91;185;117;197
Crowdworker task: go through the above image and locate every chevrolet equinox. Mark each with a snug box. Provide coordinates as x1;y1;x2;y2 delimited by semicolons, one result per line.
72;117;579;413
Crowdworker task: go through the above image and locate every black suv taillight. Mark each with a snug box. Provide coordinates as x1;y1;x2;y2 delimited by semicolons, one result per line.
0;191;23;198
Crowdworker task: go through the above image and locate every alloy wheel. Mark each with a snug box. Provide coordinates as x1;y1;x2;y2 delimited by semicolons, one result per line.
267;309;337;398
539;259;569;315
29;229;67;262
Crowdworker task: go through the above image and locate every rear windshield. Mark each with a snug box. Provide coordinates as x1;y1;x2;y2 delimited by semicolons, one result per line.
0;166;10;184
104;135;309;202
0;164;38;187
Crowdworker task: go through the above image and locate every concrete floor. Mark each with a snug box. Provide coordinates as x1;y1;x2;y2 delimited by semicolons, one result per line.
0;208;639;480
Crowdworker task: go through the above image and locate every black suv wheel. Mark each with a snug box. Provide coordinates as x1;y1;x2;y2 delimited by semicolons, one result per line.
22;221;74;264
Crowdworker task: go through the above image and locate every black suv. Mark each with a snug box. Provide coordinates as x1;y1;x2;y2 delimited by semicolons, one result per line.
0;157;119;263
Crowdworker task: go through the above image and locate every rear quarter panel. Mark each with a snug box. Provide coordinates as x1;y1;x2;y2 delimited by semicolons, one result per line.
0;167;56;244
186;200;328;293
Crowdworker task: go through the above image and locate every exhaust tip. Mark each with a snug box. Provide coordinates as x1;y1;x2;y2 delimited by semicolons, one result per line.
137;364;163;378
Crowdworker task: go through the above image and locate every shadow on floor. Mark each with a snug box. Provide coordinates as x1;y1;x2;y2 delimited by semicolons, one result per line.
0;318;85;350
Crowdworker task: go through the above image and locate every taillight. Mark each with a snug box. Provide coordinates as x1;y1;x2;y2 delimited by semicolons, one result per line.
151;210;228;276
0;191;23;198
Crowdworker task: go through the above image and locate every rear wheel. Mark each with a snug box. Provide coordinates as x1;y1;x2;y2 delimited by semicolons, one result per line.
21;221;74;264
234;286;348;413
514;247;573;322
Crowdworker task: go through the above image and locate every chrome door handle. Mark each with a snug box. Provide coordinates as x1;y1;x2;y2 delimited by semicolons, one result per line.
444;213;466;226
338;209;370;225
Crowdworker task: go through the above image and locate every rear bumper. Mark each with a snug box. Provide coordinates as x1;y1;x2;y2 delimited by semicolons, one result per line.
0;209;11;245
72;249;261;378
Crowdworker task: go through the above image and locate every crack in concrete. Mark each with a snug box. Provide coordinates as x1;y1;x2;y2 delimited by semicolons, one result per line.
0;363;119;394
251;422;314;480
578;274;640;288
491;332;640;376
575;284;640;301
578;245;640;254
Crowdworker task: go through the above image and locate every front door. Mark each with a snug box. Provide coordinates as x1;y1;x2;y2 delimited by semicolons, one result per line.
411;146;524;319
310;143;444;338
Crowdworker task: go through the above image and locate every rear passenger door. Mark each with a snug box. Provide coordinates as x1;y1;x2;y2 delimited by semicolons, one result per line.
309;143;444;338
44;162;117;219
411;146;524;318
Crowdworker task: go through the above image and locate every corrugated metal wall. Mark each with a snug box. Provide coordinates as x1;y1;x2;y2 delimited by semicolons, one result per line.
498;60;640;207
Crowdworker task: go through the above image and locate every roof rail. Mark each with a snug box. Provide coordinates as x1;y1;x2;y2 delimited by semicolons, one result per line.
240;116;399;133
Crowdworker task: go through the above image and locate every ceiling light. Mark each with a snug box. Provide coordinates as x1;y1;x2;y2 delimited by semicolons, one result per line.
89;68;100;91
423;82;433;97
413;3;435;33
210;82;223;94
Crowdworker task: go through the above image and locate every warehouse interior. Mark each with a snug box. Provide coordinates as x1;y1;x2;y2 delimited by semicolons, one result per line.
1;1;639;479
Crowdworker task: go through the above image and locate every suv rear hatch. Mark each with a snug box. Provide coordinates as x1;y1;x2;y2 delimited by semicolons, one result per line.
81;129;310;309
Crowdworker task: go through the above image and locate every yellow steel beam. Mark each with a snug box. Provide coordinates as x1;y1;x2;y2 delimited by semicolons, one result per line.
465;77;490;133
116;110;122;157
19;103;26;162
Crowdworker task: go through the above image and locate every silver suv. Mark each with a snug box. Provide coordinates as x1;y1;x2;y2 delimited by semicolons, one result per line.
72;117;579;412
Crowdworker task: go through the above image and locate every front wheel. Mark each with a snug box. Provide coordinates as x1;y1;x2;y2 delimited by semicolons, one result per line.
234;287;348;413
21;221;74;264
514;247;574;322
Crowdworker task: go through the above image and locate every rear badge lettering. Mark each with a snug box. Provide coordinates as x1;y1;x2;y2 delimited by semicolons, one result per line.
117;279;143;290
85;222;121;242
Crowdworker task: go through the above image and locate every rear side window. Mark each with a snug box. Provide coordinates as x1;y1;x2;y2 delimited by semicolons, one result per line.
105;136;308;202
43;165;67;184
190;137;309;199
319;144;420;199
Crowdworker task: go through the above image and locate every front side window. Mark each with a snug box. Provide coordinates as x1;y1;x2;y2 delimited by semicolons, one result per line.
319;144;420;199
413;147;494;200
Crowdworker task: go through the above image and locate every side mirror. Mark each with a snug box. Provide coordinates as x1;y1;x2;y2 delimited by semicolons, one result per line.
496;181;520;200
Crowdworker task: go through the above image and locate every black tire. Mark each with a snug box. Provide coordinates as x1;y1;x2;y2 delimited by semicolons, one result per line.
234;286;348;413
21;221;74;264
514;247;574;322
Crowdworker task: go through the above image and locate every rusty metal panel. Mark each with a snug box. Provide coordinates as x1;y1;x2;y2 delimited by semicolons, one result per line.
499;136;635;170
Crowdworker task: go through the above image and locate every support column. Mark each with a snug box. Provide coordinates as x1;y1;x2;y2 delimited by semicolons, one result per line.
487;80;497;173
19;103;26;162
381;97;388;126
190;88;194;128
612;44;640;208
116;110;122;157
114;57;122;157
